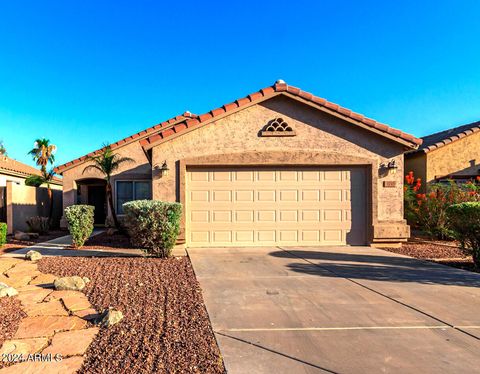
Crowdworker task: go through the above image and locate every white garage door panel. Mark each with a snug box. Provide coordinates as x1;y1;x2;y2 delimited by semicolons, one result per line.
187;167;366;247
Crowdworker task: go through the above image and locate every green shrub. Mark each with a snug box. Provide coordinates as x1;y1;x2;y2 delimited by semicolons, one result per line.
0;222;6;247
447;202;480;269
26;216;50;234
64;205;95;248
123;200;182;258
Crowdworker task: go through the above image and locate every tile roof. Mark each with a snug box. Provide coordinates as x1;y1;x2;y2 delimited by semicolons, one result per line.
54;112;197;173
55;81;422;174
410;120;480;153
0;156;63;184
139;81;422;150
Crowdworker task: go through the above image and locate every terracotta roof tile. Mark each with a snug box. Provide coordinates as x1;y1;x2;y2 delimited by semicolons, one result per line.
55;112;197;173
0;157;63;184
139;82;421;150
409;120;480;154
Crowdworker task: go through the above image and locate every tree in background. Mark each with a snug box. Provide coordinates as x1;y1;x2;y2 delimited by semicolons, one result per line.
0;140;6;156
26;138;58;224
83;144;133;230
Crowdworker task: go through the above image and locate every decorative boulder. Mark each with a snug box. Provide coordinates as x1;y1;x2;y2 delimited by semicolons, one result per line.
54;276;86;291
96;308;123;327
25;250;42;261
14;231;30;241
0;283;18;297
82;277;91;284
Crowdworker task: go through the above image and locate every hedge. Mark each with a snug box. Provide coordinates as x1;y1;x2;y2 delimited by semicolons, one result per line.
0;222;6;247
123;200;182;258
65;205;95;248
447;202;480;269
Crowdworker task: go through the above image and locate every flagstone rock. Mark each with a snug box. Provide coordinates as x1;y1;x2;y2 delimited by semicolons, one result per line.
23;300;69;317
29;273;57;287
42;327;99;356
74;308;99;320
0;337;49;356
14;316;87;339
3;275;34;289
53;276;85;291
61;294;91;313
0;355;84;374
25;250;42;262
16;288;52;306
0;258;23;273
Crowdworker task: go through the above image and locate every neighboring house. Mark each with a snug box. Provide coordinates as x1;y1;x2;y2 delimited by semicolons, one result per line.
55;80;421;247
0;156;63;233
405;121;480;185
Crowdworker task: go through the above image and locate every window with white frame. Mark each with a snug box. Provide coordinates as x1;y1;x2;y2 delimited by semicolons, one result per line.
116;181;151;214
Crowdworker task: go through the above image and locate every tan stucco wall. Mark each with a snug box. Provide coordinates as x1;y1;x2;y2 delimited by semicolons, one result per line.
150;96;409;244
5;181;62;234
425;132;480;183
60;139;151;223
405;152;427;188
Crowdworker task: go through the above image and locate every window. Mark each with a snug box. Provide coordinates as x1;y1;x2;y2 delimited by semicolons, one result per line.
116;181;151;214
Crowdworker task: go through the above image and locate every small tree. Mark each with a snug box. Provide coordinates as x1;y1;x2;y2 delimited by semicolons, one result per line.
83;144;133;230
0;140;7;156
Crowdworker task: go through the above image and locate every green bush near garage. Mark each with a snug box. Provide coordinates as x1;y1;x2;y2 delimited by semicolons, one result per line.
0;222;6;247
123;200;182;258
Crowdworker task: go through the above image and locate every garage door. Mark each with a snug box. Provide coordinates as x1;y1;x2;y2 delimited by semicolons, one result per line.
186;166;367;247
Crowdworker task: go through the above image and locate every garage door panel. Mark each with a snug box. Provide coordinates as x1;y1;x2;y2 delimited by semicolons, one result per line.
187;167;366;247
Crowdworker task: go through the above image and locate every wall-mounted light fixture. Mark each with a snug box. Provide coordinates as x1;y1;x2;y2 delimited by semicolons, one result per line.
154;160;169;178
382;159;398;175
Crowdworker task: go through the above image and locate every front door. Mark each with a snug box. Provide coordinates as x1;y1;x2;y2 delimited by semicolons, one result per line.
88;185;106;225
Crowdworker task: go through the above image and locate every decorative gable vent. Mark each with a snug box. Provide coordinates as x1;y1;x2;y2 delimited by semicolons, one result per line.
260;118;296;137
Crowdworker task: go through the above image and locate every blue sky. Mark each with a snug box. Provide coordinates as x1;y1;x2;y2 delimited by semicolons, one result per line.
1;1;480;168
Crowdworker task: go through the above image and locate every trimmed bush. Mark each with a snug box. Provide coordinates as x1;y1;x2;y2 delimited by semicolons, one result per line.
447;202;480;269
26;216;50;234
123;200;182;258
64;205;95;248
0;222;6;247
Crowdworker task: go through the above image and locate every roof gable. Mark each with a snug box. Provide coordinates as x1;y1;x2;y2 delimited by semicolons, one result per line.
139;81;422;151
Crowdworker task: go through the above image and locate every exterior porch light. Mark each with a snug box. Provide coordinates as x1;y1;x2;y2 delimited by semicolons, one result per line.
386;159;398;175
155;160;169;178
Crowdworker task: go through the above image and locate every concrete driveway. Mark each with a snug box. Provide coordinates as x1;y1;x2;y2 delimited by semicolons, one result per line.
188;246;480;374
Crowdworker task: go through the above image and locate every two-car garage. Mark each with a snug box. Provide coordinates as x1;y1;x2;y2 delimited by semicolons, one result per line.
186;166;367;247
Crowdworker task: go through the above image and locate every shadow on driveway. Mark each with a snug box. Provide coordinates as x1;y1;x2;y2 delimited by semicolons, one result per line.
269;249;480;288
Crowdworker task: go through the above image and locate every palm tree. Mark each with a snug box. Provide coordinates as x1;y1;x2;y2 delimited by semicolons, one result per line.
0;140;6;156
27;138;57;224
83;144;133;229
28;138;57;174
25;169;57;222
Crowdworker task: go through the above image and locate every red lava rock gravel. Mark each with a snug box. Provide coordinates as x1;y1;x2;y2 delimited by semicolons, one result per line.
0;298;26;348
38;257;225;374
384;242;477;273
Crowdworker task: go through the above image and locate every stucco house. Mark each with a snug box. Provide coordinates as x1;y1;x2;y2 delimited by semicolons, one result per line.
405;121;480;186
54;81;421;247
0;156;63;233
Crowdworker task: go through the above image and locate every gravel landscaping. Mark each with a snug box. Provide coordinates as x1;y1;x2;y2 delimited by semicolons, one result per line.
38;256;225;374
0;298;25;348
76;231;137;251
384;241;477;273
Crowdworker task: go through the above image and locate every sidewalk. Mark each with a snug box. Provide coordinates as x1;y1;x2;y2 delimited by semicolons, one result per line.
2;230;144;258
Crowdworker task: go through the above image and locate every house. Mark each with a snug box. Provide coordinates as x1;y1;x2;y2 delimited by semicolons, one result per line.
54;80;421;247
0;156;63;233
405;121;480;185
